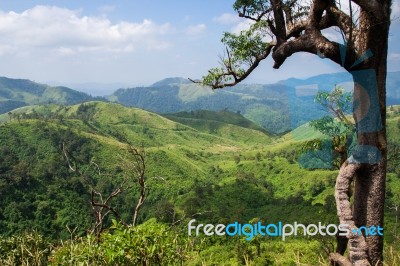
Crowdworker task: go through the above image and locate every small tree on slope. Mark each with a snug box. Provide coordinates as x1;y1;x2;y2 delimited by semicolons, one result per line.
193;1;392;265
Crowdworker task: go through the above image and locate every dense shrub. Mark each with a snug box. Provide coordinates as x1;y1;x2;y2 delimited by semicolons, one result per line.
49;219;197;265
0;231;51;266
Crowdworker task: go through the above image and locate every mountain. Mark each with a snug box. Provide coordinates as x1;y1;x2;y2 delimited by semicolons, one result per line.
163;109;269;135
109;78;328;134
47;81;140;96
386;71;400;104
108;72;400;134
0;101;272;145
2;71;399;134
0;101;275;238
0;77;94;114
1;101;399;252
1;101;399;264
283;71;400;105
151;77;192;87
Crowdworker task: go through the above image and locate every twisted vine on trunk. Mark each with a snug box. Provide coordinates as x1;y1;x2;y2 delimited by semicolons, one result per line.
194;0;392;264
331;162;369;265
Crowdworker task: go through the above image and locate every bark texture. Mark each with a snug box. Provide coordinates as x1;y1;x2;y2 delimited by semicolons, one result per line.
335;163;370;265
349;2;391;264
197;1;392;264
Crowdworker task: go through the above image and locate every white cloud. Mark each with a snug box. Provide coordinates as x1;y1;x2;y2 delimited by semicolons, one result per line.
393;0;400;17
185;24;206;36
0;44;16;56
0;5;173;57
231;20;255;34
214;12;254;35
213;13;241;25
389;53;400;60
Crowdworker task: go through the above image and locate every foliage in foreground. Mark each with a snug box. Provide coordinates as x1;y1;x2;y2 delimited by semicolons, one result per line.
0;230;51;266
1;225;399;266
49;219;198;265
1;103;400;265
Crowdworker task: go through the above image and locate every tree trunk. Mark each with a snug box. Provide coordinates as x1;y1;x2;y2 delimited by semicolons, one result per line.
354;4;390;263
334;3;391;264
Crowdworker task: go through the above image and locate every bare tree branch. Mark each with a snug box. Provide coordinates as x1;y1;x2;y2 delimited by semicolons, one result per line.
62;140;149;239
123;145;147;227
62;142;81;174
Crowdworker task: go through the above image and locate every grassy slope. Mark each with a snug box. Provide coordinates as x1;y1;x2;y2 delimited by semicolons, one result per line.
1;102;399;264
0;77;92;114
2;102;399;211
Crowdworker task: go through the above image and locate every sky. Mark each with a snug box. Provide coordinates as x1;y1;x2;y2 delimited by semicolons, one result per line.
0;0;399;94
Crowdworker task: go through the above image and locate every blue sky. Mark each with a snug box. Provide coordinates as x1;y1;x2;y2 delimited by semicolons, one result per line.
0;1;399;94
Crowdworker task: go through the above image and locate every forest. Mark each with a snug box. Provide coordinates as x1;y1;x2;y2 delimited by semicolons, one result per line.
0;101;399;265
0;0;398;264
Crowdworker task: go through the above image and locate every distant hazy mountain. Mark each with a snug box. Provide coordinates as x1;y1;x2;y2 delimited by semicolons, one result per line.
283;71;400;105
47;81;138;96
108;72;400;134
2;71;398;133
386;71;400;104
0;77;94;114
108;78;326;134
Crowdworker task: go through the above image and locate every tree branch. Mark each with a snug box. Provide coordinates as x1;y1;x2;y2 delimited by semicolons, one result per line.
351;0;382;19
272;0;359;70
326;4;359;43
91;189;129;227
238;7;273;22
282;2;295;30
62;142;81;174
125;145;147;227
272;32;342;69
271;0;287;45
190;43;274;89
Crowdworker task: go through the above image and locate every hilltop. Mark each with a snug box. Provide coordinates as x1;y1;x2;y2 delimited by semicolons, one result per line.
0;77;94;114
1;101;400;264
108;78;326;134
1;102;399;232
163;109;270;135
0;101;276;239
2;71;400;134
108;72;400;134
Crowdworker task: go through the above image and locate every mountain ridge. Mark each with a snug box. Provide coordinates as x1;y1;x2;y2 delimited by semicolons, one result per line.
2;72;399;134
0;76;95;114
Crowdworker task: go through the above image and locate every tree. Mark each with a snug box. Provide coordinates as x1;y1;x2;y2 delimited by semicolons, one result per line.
307;86;354;169
193;1;392;264
62;142;148;239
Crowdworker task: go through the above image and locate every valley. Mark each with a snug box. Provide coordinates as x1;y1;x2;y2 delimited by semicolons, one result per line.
1;100;399;264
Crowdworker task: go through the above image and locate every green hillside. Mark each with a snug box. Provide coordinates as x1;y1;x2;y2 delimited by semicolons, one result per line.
0;77;93;114
1;102;399;265
164;109;270;137
108;73;400;135
108;78;328;134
